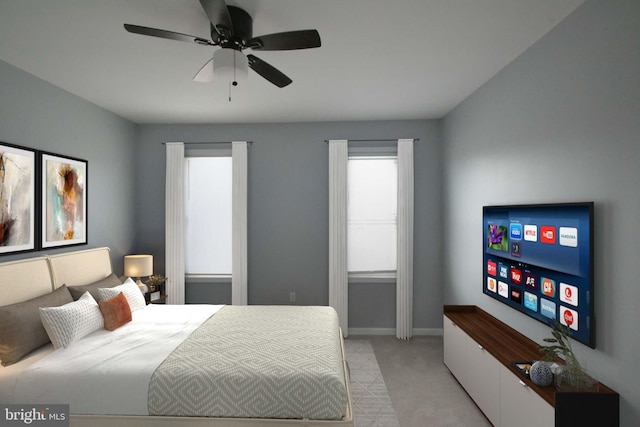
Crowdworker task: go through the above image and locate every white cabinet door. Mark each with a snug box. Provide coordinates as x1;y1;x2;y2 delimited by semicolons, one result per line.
500;365;554;427
443;316;467;388
467;337;501;426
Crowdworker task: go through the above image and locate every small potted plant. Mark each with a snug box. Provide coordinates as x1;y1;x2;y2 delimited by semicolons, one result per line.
147;274;166;293
538;321;598;391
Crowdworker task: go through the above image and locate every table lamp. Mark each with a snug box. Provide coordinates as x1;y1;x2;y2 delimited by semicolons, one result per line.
124;254;153;294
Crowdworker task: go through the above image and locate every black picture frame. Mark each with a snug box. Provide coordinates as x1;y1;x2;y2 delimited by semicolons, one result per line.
0;141;37;255
40;151;88;249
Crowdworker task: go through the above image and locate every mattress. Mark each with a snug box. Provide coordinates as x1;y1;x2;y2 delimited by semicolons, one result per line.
1;304;348;421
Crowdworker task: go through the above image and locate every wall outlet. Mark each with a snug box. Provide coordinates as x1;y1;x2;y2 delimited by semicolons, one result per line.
289;292;296;302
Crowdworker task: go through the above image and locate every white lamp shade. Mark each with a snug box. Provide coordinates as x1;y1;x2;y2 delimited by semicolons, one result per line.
124;255;153;277
213;48;248;81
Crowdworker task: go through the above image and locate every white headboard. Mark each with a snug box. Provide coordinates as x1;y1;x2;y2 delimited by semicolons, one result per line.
48;247;113;288
0;247;113;307
0;256;53;306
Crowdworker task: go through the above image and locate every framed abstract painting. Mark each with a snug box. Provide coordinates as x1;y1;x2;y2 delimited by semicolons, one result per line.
41;152;88;249
0;142;36;255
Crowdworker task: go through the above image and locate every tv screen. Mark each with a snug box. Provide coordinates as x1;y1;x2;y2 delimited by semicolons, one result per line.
482;202;594;348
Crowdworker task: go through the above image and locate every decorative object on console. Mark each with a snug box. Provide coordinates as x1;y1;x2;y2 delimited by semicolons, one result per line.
539;320;597;391
123;254;153;294
529;361;554;387
41;152;88;249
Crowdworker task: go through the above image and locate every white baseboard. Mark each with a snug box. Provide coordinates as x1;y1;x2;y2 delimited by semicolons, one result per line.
348;327;443;336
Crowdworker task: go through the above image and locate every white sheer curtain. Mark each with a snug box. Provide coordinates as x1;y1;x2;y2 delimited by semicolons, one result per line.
328;140;348;337
232;141;248;305
396;138;414;339
165;142;185;305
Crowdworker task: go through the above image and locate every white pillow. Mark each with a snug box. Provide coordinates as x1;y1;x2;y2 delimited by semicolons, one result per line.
39;292;104;349
98;278;146;312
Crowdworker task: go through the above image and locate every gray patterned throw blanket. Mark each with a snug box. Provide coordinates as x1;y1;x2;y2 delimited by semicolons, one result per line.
148;305;348;420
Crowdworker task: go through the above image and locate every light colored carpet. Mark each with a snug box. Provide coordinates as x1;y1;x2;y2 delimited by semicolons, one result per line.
344;339;400;427
366;336;491;427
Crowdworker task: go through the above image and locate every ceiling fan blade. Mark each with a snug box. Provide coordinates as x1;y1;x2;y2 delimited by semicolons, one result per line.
246;30;321;51
199;0;233;38
247;54;292;88
124;24;213;46
193;58;214;82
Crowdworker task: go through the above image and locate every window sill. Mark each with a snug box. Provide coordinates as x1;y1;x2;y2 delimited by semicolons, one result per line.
348;272;396;284
185;275;231;284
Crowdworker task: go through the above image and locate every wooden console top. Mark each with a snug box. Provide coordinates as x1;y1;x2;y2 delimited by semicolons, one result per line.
443;305;617;407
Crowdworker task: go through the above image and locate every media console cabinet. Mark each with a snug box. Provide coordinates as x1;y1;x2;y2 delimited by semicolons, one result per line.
443;305;619;427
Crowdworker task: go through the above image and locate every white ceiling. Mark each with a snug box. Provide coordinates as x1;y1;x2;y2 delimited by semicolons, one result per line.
0;0;584;124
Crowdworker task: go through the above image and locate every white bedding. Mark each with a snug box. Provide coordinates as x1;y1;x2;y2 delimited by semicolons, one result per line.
0;304;224;415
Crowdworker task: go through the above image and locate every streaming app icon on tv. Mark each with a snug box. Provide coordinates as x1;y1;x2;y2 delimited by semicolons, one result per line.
560;306;579;331
498;281;509;299
510;289;522;304
487;225;508;252
541;277;556;298
560;282;579;307
510;267;522;285
487;277;497;293
498;263;508;279
487;260;497;276
524;271;538;291
524;291;538;312
540;299;556;320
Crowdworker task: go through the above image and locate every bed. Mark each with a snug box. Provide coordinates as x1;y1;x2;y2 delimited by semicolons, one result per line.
0;247;353;427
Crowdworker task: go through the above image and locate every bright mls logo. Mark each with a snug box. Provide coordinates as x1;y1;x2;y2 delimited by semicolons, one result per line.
560;282;579;307
1;405;68;426
487;277;497;293
540;226;556;244
524;224;537;242
510;223;522;240
560;306;579;331
559;227;578;247
524;291;538;312
540;299;557;320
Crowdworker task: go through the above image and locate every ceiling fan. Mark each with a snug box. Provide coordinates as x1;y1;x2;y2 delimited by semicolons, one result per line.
124;0;321;88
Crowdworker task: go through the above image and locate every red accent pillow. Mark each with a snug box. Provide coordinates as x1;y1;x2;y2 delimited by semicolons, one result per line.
98;292;132;331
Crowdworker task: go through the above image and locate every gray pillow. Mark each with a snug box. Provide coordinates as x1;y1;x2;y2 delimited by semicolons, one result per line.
0;285;73;366
67;273;121;301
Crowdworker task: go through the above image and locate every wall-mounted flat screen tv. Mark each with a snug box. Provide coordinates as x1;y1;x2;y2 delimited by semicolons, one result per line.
482;202;595;348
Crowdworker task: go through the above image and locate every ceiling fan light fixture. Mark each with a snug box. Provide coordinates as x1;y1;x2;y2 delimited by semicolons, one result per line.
213;48;248;82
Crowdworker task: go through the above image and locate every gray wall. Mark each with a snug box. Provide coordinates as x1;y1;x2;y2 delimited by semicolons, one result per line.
0;59;138;271
442;0;640;424
135;120;442;330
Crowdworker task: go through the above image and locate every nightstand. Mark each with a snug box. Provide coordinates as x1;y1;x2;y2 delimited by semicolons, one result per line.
145;282;167;304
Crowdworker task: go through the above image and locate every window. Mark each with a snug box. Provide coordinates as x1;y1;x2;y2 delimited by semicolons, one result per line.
184;156;232;275
347;156;398;274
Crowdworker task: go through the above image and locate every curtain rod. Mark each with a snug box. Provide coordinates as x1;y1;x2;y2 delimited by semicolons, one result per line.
324;138;419;143
162;141;253;145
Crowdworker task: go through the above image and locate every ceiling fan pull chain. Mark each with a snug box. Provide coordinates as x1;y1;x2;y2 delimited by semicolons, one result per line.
233;51;238;87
